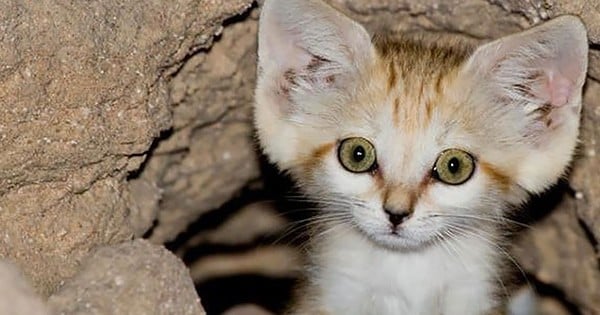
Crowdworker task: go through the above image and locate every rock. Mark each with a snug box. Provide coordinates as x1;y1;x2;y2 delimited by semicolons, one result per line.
48;239;204;315
572;79;600;244
0;0;253;295
147;10;261;243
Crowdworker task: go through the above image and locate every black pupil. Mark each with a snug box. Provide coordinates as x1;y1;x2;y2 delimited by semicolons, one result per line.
353;145;365;162
447;157;460;174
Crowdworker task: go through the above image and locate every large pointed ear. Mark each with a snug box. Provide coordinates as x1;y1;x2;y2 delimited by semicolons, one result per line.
257;0;373;94
463;16;588;193
254;0;374;167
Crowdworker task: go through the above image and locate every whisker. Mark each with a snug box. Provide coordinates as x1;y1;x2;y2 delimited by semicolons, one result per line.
441;229;471;272
443;222;532;293
441;225;512;302
274;216;349;243
429;213;532;229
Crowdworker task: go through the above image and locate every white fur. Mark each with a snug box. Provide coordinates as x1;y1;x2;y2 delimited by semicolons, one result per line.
313;228;498;315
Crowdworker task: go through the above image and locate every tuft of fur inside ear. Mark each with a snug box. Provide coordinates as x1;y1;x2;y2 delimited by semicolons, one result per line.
463;15;588;193
254;0;374;169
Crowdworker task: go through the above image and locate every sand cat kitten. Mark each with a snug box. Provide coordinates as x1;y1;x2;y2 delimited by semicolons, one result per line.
254;0;588;314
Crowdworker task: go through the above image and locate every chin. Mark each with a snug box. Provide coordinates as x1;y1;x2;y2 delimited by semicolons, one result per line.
360;227;436;252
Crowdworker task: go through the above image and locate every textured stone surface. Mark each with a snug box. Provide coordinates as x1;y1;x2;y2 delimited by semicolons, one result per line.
48;239;204;315
572;79;600;243
0;0;252;296
146;11;261;243
334;0;528;39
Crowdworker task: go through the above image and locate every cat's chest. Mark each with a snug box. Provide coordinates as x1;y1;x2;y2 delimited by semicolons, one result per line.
312;230;497;315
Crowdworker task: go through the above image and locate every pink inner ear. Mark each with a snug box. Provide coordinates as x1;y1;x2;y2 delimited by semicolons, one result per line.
543;69;574;107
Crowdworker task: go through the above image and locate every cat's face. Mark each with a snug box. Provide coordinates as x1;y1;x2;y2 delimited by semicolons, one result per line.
255;0;588;250
288;64;515;250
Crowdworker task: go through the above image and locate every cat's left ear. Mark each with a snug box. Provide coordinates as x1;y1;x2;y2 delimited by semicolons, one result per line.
463;16;588;193
254;0;375;168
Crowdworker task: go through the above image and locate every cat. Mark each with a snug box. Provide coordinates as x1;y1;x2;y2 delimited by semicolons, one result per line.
253;0;588;314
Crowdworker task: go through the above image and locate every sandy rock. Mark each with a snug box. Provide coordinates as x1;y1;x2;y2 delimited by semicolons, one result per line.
0;0;252;296
572;79;600;243
589;50;600;81
0;260;49;315
48;239;204;315
147;11;261;243
330;0;528;39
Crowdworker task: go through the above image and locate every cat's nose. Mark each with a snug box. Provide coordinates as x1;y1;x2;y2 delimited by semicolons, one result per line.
384;208;411;226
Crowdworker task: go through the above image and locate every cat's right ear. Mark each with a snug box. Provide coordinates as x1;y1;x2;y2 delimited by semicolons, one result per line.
461;16;588;193
255;0;374;168
257;0;373;96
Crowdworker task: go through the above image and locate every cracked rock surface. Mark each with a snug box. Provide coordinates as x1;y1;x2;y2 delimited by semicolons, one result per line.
0;0;252;299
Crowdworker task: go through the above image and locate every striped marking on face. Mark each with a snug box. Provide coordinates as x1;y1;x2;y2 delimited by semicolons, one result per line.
300;142;336;174
478;161;513;192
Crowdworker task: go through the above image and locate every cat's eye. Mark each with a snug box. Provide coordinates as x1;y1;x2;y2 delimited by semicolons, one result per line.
338;137;377;173
433;149;475;185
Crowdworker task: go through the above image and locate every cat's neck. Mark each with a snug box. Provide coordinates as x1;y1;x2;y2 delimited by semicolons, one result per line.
305;225;503;315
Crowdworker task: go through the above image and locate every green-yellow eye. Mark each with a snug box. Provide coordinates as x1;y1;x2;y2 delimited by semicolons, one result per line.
433;149;475;185
338;137;377;173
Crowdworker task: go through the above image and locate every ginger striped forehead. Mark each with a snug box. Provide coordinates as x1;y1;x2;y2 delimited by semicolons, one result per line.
373;34;473;85
354;34;475;133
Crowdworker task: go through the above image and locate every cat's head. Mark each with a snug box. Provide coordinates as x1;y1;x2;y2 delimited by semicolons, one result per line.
254;0;588;250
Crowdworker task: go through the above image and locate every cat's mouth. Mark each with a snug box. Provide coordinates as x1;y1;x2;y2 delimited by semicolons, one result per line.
356;223;439;252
